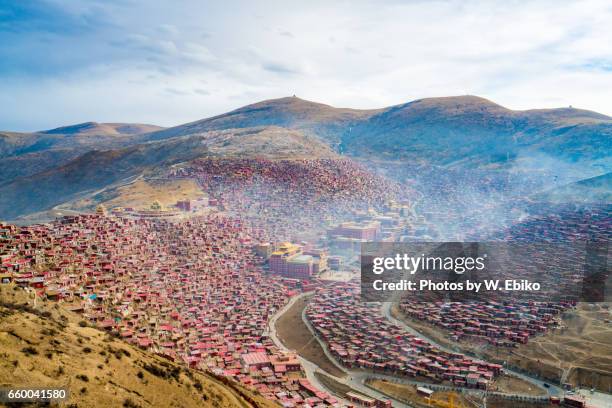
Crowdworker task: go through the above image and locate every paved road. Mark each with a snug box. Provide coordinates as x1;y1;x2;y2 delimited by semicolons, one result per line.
297;299;414;407
374;233;563;400
298;299;557;406
269;290;575;407
575;389;612;408
380;301;564;398
268;292;360;406
268;292;413;407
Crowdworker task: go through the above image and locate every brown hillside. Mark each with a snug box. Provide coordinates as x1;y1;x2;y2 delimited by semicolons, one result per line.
145;96;380;141
0;127;337;220
71;178;206;211
196;126;338;158
41;122;165;136
0;285;277;408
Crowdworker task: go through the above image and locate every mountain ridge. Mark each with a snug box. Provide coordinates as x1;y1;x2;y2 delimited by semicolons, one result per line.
144;94;611;143
41;121;165;136
144;96;380;143
1;94;610;220
140;95;612;167
0;126;336;219
0;122;166;184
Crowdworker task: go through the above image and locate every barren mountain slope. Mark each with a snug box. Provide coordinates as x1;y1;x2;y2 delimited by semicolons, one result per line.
0;285;277;408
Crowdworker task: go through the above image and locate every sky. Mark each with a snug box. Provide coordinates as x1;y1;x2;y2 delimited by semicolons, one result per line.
1;0;612;131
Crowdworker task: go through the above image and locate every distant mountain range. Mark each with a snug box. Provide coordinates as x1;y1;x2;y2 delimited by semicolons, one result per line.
144;96;376;144
41;121;164;136
1;95;610;220
143;95;611;169
0;122;164;183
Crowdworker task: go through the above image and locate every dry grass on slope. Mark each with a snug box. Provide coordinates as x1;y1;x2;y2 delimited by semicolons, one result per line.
71;178;205;211
0;285;277;408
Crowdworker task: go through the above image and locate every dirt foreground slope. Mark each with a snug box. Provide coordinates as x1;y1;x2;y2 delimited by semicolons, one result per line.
0;285;277;408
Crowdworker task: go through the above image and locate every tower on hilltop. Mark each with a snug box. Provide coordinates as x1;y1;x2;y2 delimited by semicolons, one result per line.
96;204;108;216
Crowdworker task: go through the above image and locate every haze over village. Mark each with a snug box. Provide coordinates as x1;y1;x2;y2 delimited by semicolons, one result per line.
0;1;611;408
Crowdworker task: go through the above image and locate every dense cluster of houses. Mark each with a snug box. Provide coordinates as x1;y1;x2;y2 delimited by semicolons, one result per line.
391;166;532;241
306;282;502;389
399;301;572;346
169;158;402;242
381;162;611;244
2;154;607;407
394;204;610;347
494;204;611;243
0;214;342;407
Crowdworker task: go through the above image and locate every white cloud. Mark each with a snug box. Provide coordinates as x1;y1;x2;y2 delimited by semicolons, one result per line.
1;0;611;131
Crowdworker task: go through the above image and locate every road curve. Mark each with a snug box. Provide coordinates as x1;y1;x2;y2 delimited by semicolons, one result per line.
269;289;566;408
267;292;353;405
268;292;413;407
380;301;563;397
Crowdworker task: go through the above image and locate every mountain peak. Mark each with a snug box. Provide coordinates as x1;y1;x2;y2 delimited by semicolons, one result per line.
401;95;509;112
146;96;378;141
232;95;370;115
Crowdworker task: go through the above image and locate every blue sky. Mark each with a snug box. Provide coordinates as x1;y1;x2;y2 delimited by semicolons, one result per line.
1;0;612;131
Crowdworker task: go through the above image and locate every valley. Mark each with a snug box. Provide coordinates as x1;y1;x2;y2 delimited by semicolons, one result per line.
1;95;610;408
